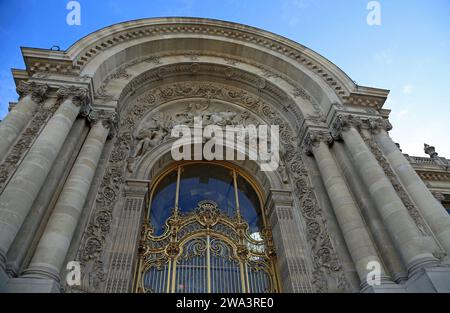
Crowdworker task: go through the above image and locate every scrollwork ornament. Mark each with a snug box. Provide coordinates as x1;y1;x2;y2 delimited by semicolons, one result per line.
433;192;445;203
302;130;334;156
331;114;362;140
80;103;93;118
367;118;393;135
360;131;432;238
16;81;49;103
73;81;349;293
0;93;61;193
57;85;90;107
88;109;119;139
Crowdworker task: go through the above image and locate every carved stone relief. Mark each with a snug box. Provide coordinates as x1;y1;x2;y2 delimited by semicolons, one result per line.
95;53;327;128
127;99;261;173
16;81;49;103
332;114;446;261
73;80;350;293
0;97;58;193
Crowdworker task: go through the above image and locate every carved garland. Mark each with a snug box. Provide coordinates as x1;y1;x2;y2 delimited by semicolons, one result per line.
73;81;349;293
283;145;350;292
361;122;446;259
97;52;326;127
0;83;55;193
332;115;443;257
101;59;306;127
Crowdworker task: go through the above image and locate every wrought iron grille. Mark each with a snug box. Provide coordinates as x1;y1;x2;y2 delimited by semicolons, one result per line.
134;163;279;293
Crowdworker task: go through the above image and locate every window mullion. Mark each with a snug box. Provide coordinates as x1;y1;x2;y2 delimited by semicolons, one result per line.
233;169;240;218
175;165;182;214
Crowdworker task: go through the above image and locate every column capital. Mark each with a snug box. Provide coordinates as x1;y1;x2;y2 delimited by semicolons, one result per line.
302;130;333;156
16;81;49;103
331;114;362;140
264;189;293;218
56;85;89;107
366;118;393;135
432;192;445;203
124;179;151;198
87;109;119;139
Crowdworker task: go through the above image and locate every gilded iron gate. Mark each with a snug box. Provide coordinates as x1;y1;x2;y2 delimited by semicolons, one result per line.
134;200;278;293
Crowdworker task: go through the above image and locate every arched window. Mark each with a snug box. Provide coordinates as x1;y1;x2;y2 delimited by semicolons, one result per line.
134;162;279;293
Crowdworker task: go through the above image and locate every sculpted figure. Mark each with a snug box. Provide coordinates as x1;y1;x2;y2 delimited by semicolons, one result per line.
132;127;167;159
174;112;194;126
207;111;237;126
231;111;252;126
127;114;171;172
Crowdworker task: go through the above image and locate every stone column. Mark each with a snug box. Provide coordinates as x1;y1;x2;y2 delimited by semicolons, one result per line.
333;141;408;283
22;112;115;282
0;86;89;270
331;115;438;274
105;180;150;293
0;82;48;162
371;119;450;257
5;118;89;276
304;130;389;285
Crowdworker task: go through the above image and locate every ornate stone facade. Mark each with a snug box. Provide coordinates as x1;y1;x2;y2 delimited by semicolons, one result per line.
0;18;449;293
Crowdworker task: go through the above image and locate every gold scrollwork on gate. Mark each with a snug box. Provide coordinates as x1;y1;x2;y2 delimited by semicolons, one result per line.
134;200;278;293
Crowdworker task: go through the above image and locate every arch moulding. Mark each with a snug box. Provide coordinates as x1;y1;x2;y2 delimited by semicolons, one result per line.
10;18;394;293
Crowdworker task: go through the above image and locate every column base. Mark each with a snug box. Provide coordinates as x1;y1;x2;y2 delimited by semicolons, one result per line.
21;265;61;282
361;282;407;293
361;266;450;293
4;277;60;293
406;253;439;276
0;267;9;292
405;266;450;293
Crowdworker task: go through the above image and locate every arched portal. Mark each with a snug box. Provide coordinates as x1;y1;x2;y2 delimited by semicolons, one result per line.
63;18;362;293
134;161;279;293
8;17;430;295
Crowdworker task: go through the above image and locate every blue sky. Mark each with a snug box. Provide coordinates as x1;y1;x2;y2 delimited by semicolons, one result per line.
0;0;449;157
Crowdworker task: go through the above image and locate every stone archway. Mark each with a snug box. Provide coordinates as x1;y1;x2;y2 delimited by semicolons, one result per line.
62;24;360;291
10;18;447;294
74;74;336;293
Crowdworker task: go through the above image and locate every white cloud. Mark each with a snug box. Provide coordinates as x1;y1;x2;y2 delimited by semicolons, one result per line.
374;49;394;65
402;84;413;95
397;109;409;118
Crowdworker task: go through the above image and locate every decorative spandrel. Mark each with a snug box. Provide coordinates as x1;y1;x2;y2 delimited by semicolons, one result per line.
135;200;278;293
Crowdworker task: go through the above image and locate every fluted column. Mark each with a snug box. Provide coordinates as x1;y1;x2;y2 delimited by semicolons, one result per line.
371;119;450;257
331;115;438;274
0;86;89;269
304;130;389;285
0;82;48;162
22;111;116;282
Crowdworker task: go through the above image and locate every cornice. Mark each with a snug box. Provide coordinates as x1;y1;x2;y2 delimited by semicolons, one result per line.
342;92;388;111
14;18;388;107
416;170;450;182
